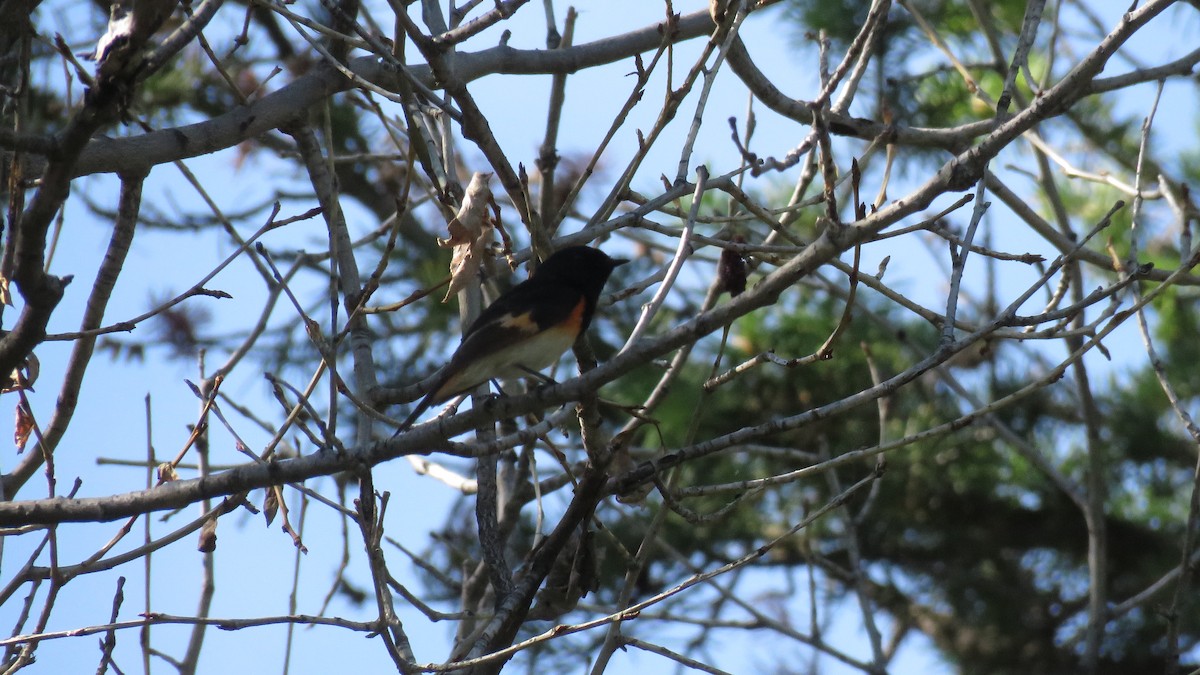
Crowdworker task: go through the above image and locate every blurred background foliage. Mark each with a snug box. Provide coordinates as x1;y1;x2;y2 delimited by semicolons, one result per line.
5;0;1198;671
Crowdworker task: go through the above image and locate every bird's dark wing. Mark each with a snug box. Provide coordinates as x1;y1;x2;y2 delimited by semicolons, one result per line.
460;279;585;340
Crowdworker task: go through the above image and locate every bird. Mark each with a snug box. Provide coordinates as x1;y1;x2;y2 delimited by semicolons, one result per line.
395;245;627;433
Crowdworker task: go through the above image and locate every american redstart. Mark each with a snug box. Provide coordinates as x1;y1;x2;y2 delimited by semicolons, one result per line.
396;245;627;433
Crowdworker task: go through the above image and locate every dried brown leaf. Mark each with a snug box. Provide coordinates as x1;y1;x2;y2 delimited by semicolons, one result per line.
440;172;495;301
2;354;40;393
198;517;218;552
157;463;180;483
264;487;280;526
717;237;748;297
14;405;33;452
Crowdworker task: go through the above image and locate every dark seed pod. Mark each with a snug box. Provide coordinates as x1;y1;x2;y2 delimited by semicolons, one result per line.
718;238;748;297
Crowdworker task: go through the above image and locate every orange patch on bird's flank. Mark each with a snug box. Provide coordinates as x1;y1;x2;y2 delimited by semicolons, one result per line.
434;298;590;402
552;298;586;336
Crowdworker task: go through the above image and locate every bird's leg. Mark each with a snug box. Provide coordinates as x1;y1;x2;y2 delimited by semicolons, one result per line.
516;366;556;385
488;379;510;397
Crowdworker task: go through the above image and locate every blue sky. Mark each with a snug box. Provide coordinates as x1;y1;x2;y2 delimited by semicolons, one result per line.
4;0;1199;672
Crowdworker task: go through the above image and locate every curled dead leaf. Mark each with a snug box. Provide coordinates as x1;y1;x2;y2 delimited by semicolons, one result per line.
198;517;218;553
2;354;40;393
14;404;34;452
264;487;279;526
157;463;180;483
440;172;495;301
717;236;748;297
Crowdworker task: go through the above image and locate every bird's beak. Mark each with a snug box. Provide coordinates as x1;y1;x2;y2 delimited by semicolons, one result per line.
612;258;630;268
